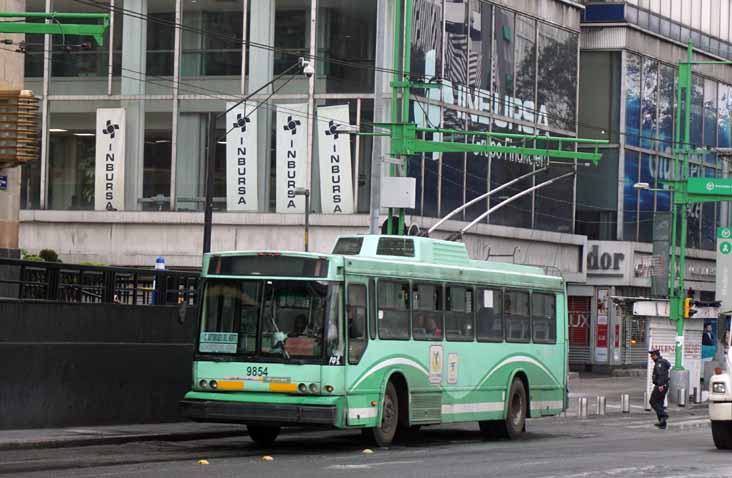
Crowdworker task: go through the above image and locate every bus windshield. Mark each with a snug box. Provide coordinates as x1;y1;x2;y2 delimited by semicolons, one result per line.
198;279;343;363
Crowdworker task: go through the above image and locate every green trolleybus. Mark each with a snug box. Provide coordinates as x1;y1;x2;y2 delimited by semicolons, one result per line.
180;235;568;447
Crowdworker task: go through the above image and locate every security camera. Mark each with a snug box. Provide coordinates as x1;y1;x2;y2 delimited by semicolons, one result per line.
299;57;314;78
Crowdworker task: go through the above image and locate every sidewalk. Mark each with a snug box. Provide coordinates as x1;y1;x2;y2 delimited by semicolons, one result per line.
566;372;708;416
0;422;249;451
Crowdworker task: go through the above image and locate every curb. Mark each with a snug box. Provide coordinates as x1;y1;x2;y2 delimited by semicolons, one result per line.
0;429;250;451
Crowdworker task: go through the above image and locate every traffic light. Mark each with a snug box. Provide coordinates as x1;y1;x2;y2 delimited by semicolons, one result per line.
683;297;698;319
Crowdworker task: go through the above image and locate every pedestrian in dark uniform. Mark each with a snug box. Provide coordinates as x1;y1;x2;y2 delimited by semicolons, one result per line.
649;348;671;429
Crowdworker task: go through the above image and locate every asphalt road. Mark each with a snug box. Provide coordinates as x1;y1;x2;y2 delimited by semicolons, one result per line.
1;409;727;478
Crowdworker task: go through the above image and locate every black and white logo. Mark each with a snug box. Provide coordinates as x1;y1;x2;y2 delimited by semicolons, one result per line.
324;120;339;140
283;116;301;135
233;113;250;132
102;119;120;139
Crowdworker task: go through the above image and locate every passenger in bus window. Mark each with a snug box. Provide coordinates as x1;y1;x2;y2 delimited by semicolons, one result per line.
425;317;442;339
289;315;308;337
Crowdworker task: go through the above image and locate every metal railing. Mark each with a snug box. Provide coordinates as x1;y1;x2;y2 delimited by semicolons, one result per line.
0;258;200;305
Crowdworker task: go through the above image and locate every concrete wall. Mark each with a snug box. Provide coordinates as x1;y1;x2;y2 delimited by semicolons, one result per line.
18;211;589;282
0;301;195;429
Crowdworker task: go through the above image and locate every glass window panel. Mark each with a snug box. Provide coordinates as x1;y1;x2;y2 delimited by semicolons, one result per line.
441;151;465;218
465;145;489;222
532;293;556;344
686;163;702;249
443;0;468;116
514;15;536;114
141;111;172;211
477;288;503;342
625;53;642;147
318;2;377;93
469;0;492;90
445;286;473;341
493;8;515;110
411;0;444;93
537;24;578;132
48;122;96;211
412;283;443;341
378;281;410;340
505;290;530;342
641;58;658;150
424;151;440;218
691;75;704;147
623;150;639;241
347;284;367;364
658;64;675;155
718;83;732;148
406;154;424;217
274;8;307;74
534;161;573;233
638;154;653;241
704;79;718;147
146;13;175;77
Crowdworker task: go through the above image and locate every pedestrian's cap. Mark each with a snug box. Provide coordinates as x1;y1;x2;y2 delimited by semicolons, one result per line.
648;348;660;355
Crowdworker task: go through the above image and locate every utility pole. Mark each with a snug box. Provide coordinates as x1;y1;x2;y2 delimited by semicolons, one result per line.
650;41;732;401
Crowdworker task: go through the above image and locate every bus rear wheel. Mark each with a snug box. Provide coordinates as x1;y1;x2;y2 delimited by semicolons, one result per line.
499;378;527;439
712;421;732;449
247;425;280;447
363;381;399;447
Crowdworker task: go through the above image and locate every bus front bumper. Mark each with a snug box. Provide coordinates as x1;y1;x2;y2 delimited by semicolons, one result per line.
180;398;339;426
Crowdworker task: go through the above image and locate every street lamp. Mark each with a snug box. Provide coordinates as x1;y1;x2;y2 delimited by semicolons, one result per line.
294;187;310;252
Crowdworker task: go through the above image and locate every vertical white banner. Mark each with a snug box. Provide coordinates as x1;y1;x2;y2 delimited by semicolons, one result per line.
95;108;126;211
317;104;354;214
276;103;308;213
226;102;258;211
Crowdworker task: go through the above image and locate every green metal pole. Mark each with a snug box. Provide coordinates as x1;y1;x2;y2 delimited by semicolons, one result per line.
387;0;403;236
397;0;413;236
674;41;694;370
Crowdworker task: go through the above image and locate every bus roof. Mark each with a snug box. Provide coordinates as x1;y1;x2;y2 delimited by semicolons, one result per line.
203;235;563;290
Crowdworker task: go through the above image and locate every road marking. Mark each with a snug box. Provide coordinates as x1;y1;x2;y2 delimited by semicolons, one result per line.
327;460;421;470
626;418;710;429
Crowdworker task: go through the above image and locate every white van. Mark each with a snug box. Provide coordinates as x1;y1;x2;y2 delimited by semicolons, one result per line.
709;333;732;449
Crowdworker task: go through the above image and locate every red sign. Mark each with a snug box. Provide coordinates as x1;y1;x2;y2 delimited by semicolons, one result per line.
568;296;590;346
596;324;608;348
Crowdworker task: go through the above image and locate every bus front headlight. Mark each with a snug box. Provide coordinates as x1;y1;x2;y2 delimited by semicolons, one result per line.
713;382;726;394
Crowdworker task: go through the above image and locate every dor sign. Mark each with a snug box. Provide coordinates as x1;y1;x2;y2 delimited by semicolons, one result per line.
587;245;625;275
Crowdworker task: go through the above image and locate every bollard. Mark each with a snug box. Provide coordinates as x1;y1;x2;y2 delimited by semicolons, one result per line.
578;397;588;417
678;388;687;407
596;396;606;416
621;393;630;413
644;392;651;411
693;386;702;404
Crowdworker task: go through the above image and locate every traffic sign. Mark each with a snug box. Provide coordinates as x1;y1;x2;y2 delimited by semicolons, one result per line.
687;178;732;196
717;228;732;312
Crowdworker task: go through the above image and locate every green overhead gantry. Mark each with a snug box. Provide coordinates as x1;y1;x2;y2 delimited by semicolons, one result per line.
0;12;110;46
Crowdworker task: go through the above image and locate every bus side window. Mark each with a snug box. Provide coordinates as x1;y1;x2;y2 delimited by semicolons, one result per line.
348;284;368;364
445;286;473;341
378;280;410;340
412;283;443;341
477;288;503;342
505;289;531;342
532;292;556;344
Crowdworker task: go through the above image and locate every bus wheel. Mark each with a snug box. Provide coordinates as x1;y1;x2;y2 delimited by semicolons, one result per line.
363;381;399;447
499;378;527;440
712;421;732;449
247;425;280;447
